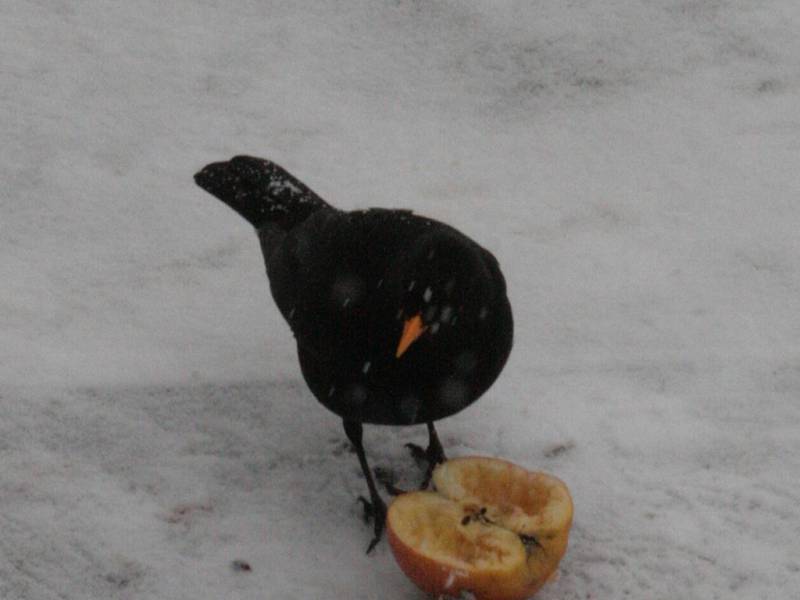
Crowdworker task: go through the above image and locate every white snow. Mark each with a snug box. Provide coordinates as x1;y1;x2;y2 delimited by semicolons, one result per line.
3;1;800;599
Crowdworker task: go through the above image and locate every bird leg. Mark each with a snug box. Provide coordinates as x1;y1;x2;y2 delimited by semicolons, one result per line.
405;421;448;489
343;420;386;553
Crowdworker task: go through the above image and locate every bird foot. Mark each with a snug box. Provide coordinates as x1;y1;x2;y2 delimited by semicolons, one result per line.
357;495;387;554
405;442;447;489
374;467;408;496
405;442;430;467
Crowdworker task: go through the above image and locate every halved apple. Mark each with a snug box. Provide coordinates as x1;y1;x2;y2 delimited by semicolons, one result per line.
387;457;573;600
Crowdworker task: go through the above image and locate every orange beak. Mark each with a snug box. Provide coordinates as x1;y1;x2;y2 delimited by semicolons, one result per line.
396;313;427;358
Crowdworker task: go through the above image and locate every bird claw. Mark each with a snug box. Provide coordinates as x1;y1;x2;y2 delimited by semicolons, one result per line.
405;441;447;489
374;467;408;496
405;441;447;468
357;495;387;554
405;442;429;466
357;496;377;522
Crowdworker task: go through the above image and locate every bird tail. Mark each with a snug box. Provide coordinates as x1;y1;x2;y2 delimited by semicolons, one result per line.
194;155;330;230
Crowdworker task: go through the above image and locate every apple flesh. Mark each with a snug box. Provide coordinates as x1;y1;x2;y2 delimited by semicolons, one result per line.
387;457;573;600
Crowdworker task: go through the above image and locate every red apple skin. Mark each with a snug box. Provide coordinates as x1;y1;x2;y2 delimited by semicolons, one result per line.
386;457;573;600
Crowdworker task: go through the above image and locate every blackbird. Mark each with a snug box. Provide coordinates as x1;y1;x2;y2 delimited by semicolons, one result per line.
194;156;513;551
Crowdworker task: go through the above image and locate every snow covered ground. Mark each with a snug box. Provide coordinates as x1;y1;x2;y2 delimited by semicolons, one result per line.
3;1;800;598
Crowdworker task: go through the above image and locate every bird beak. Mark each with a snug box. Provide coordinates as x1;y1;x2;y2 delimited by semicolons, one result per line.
396;313;427;358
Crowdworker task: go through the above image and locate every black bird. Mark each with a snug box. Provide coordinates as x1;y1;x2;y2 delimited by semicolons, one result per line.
194;156;513;551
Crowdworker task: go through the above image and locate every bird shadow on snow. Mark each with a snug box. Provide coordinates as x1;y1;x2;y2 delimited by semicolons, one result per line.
0;380;456;598
6;369;796;599
66;377;438;515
